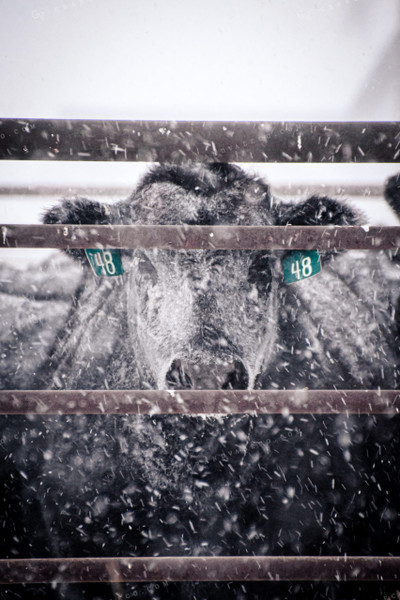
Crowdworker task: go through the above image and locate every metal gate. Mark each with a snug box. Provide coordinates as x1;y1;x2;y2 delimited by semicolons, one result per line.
0;119;399;590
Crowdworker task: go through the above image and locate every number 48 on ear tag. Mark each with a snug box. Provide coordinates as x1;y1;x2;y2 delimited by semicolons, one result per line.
85;249;124;277
282;250;321;284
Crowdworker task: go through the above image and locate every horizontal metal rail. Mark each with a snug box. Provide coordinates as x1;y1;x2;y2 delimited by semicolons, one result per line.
0;184;388;198
2;224;400;250
1;119;400;162
0;556;398;584
1;390;399;415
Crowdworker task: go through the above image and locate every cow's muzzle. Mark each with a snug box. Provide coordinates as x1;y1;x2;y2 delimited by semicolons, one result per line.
165;358;249;390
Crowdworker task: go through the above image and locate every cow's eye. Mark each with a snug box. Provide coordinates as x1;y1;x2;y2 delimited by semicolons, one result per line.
209;255;224;275
248;253;272;292
137;256;158;286
210;263;223;276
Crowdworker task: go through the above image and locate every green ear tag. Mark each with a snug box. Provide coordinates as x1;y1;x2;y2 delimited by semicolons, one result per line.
85;249;124;277
282;250;321;284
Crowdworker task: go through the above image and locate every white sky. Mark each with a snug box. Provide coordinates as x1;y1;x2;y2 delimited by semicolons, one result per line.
0;0;399;240
0;0;399;121
0;161;399;192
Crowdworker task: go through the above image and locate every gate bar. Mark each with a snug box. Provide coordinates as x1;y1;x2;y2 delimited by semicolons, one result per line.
1;390;399;415
2;224;400;250
1;119;400;162
0;556;398;584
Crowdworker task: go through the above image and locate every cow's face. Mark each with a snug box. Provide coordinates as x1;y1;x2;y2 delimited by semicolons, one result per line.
125;248;280;389
44;163;361;391
117;164;278;389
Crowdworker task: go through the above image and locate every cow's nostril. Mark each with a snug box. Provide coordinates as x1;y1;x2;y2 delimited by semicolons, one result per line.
221;360;249;390
165;358;249;390
165;359;193;389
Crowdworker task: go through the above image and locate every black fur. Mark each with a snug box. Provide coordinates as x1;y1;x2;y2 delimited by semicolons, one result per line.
275;195;362;226
384;173;400;218
137;162;269;198
43;198;112;265
385;174;400;325
43;197;112;226
384;174;400;264
274;195;362;264
138;164;217;196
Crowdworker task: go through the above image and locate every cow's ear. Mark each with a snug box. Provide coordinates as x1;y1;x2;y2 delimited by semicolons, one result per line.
43;198;112;264
384;174;400;219
384;174;400;262
275;195;362;227
275;195;363;264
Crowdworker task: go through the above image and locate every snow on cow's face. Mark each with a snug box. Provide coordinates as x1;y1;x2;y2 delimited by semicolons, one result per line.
117;164;279;389
124;247;280;389
43;163;363;391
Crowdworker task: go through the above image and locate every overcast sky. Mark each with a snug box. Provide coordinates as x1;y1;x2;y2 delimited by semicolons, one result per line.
0;0;399;121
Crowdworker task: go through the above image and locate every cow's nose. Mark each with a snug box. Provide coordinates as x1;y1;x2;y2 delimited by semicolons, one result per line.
165;358;249;390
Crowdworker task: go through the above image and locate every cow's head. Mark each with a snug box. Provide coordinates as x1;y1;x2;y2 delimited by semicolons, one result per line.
44;163;361;390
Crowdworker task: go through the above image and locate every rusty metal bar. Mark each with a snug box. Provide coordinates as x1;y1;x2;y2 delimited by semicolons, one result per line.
1;119;400;162
0;390;399;415
0;556;398;584
2;224;400;250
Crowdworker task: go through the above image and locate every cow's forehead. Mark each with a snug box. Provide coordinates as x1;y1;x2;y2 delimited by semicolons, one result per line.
133;249;276;275
119;185;273;226
149;249;253;262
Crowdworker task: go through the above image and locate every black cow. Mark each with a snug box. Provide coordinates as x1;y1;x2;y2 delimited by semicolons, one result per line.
34;163;400;391
1;163;400;600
